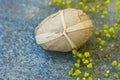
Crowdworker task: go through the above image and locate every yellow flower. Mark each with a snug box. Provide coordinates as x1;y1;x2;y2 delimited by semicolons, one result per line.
109;27;115;35
88;77;92;80
97;38;102;42
84;72;90;77
106;33;111;38
114;73;119;79
77;52;83;58
111;60;118;66
83;6;89;11
90;7;96;12
68;68;74;76
106;70;110;74
104;29;109;34
95;31;100;36
74;69;81;76
102;10;108;15
72;49;77;56
114;23;119;28
104;73;109;78
104;0;111;4
79;2;85;7
83;59;89;64
48;2;52;6
101;15;105;18
53;0;57;3
103;24;109;29
76;77;80;80
76;59;81;63
82;77;86;80
87;63;93;68
89;59;93;62
84;52;91;58
100;40;106;45
74;63;80;68
117;63;120;69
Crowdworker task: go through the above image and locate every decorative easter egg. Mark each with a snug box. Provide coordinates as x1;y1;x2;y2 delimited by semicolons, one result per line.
35;8;93;52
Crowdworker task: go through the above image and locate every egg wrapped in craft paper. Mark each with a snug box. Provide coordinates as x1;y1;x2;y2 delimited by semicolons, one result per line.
35;8;93;52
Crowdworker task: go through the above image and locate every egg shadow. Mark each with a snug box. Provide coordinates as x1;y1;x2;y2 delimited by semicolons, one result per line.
43;49;74;62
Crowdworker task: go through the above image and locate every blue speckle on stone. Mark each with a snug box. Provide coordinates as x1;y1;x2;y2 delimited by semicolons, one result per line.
0;0;119;80
0;0;74;80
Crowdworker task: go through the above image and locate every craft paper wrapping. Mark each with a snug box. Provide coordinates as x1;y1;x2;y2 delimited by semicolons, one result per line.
35;8;93;52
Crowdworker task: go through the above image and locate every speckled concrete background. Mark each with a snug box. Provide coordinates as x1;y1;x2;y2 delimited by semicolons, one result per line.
0;0;119;80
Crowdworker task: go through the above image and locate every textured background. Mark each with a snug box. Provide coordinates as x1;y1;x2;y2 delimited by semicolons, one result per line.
0;0;119;80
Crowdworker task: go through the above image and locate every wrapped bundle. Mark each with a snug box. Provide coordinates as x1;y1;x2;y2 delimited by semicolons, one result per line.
35;8;93;52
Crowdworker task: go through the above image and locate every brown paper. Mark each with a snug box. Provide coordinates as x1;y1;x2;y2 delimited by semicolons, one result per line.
35;8;93;52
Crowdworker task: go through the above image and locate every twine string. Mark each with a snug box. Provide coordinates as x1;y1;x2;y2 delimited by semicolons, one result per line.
59;10;77;49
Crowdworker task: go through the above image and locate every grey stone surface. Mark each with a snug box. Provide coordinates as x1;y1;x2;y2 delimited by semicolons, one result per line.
0;0;74;80
0;0;119;80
